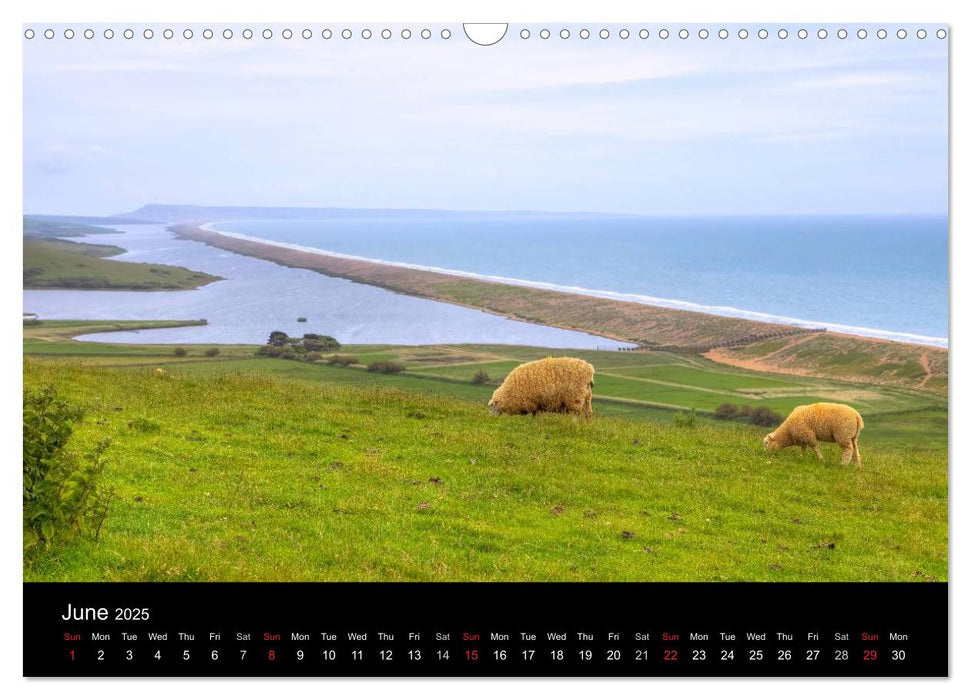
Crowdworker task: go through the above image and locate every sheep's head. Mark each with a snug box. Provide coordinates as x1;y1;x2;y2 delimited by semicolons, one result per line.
488;398;501;416
763;433;780;451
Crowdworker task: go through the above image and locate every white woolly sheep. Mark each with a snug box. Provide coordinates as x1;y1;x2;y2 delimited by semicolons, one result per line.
763;402;864;465
488;357;595;418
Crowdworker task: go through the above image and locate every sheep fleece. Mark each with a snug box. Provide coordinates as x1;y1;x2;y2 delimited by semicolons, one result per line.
489;358;595;417
765;402;864;465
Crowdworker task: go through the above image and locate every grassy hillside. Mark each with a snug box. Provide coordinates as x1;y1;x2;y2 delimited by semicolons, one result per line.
707;334;948;395
23;323;947;583
23;237;222;290
23;321;947;450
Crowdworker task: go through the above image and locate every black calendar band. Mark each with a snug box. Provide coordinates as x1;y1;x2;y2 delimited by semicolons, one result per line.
24;582;947;677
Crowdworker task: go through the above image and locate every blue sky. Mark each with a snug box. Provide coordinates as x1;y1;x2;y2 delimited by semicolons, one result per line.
23;24;948;216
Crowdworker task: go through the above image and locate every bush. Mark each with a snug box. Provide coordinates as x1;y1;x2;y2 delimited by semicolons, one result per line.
303;334;340;352
471;369;491;385
23;386;112;562
258;331;341;359
326;354;359;366
673;408;698;429
267;331;289;347
714;402;739;420
266;345;299;359
204;348;220;357
367;361;406;375
305;352;323;362
174;347;188;357
748;406;784;427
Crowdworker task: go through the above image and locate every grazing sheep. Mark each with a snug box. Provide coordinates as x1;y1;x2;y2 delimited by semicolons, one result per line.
488;357;595;418
763;402;864;465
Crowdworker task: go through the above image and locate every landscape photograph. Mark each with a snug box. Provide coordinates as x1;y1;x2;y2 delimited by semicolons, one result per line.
23;24;947;583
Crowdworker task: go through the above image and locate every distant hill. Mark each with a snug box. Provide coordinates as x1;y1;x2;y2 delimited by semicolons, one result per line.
116;203;633;223
24;216;122;238
24;214;161;226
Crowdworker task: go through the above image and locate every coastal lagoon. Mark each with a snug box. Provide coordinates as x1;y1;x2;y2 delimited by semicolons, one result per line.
22;225;627;349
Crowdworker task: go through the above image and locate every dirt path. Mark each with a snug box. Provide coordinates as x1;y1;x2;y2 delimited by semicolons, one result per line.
917;352;933;389
703;334;816;377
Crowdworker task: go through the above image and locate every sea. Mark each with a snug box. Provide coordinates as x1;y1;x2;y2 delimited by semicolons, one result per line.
211;214;949;348
23;214;947;348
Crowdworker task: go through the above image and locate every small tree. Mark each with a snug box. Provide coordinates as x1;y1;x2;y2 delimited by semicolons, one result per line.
174;347;188;357
267;331;289;347
471;369;491;385
204;348;220;357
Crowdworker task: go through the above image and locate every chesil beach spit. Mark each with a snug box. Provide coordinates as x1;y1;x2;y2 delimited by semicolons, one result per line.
202;214;948;349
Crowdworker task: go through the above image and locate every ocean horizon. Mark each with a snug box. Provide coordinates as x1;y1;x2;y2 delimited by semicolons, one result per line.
207;215;949;349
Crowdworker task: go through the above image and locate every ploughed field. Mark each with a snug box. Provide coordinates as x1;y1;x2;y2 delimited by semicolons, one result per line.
24;321;947;582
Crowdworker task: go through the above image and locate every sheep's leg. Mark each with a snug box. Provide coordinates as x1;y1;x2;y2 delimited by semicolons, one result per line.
839;442;855;465
851;436;861;466
583;391;593;419
810;442;824;460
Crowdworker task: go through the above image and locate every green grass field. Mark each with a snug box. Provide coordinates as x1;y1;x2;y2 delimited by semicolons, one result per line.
23;321;947;582
23;237;222;290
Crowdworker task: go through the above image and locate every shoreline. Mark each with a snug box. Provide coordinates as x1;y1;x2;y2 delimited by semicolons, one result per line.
171;223;948;394
199;222;947;349
173;223;812;349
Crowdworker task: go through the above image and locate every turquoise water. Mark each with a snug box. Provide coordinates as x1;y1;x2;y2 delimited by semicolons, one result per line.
213;215;948;347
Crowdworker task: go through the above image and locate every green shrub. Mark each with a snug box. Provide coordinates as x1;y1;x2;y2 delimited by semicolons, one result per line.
673;408;698;429
174;347;188;357
23;386;112;563
265;345;299;359
305;352;323;362
326;354;359;366
204;348;220;357
714;402;739;420
367;361;406;375
471;369;491;385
